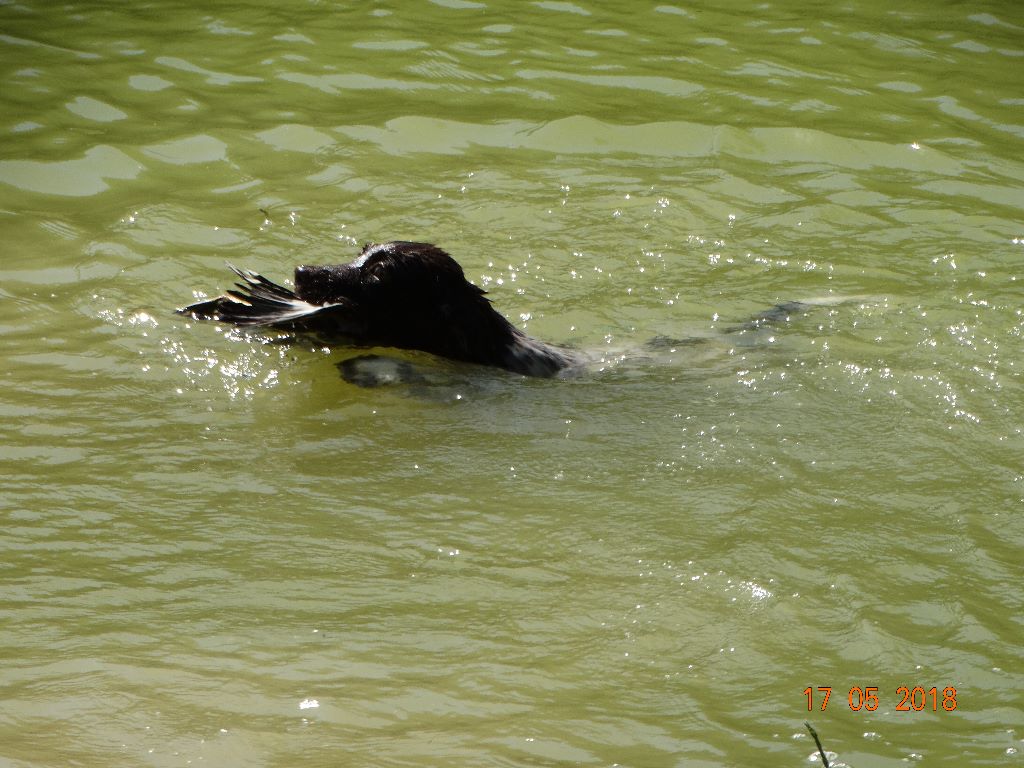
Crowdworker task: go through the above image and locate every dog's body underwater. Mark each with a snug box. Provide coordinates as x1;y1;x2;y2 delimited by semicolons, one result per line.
179;241;581;378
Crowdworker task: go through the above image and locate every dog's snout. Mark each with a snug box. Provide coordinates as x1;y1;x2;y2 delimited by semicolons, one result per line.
294;264;331;302
293;263;361;305
295;264;328;285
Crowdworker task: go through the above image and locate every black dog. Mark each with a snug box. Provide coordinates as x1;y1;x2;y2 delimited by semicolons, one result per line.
179;241;582;377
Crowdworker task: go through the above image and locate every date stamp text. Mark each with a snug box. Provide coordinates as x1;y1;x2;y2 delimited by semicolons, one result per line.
804;686;958;712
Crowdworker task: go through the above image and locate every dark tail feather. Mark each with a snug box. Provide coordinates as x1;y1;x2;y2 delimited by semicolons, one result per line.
177;265;339;327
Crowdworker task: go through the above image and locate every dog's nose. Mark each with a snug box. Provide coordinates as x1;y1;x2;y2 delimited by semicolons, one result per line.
295;265;323;285
294;265;322;297
294;264;341;304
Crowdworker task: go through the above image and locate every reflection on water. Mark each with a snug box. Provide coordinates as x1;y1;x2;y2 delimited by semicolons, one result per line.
1;1;1022;766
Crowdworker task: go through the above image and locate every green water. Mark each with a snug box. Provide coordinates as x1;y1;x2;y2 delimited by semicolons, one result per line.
1;1;1022;766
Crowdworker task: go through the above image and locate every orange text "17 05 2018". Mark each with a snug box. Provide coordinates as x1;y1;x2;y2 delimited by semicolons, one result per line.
804;686;958;712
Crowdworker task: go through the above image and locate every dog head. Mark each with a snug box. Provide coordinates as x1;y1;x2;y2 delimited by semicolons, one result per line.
294;241;512;362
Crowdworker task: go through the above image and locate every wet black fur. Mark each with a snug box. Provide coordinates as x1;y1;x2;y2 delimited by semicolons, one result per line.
179;241;580;377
